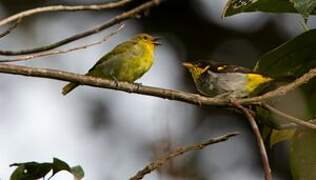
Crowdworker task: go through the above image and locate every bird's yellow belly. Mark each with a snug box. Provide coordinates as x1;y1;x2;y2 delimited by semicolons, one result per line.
116;57;153;82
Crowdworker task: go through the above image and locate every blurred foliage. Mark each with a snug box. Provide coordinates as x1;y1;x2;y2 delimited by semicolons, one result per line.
290;129;316;180
254;18;316;180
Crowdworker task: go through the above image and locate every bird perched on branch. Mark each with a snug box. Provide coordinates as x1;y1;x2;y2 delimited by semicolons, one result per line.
62;33;160;95
182;61;273;98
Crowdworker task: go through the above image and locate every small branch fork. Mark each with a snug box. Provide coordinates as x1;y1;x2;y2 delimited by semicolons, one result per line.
129;132;239;180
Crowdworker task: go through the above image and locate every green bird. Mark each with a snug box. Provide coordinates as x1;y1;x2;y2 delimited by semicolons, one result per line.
62;33;159;95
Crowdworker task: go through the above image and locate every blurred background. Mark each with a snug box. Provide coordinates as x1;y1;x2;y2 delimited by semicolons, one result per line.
0;0;312;179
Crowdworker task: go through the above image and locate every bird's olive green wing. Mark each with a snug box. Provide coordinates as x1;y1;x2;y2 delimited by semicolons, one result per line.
88;41;137;73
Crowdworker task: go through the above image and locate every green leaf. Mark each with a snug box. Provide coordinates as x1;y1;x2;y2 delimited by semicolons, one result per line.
223;0;296;17
223;0;316;18
291;0;316;18
71;166;85;180
50;157;71;178
10;162;52;180
254;29;316;179
290;129;316;180
270;129;295;147
254;29;316;79
10;158;84;180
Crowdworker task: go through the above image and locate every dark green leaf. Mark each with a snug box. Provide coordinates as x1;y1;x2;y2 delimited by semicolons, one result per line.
10;158;84;180
254;29;316;79
290;129;316;180
254;29;316;179
223;0;296;17
10;162;52;180
51;157;71;176
223;0;316;18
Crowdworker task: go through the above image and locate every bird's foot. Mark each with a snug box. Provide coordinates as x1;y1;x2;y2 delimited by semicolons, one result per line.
214;92;237;104
214;92;233;99
134;82;143;91
111;76;119;88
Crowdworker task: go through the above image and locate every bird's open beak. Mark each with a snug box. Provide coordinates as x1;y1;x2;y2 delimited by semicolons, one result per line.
182;62;194;69
153;37;162;46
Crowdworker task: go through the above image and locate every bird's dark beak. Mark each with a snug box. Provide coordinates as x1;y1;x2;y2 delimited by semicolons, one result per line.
182;62;194;69
153;37;162;46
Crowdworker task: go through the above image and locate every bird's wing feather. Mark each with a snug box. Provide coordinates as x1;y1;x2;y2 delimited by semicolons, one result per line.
88;41;137;73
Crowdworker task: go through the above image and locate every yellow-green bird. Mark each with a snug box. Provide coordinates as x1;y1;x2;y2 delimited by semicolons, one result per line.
183;61;273;98
62;33;159;95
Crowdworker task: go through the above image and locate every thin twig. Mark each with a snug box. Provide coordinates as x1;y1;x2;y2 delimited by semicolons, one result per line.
0;64;314;108
232;102;272;180
0;18;22;39
0;0;132;27
0;0;160;56
262;103;316;130
129;132;239;180
0;24;124;63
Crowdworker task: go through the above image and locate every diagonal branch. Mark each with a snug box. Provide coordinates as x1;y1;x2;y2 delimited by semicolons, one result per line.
232;102;272;180
0;0;160;56
129;132;239;180
0;0;132;27
0;24;124;63
262;103;316;129
0;18;22;39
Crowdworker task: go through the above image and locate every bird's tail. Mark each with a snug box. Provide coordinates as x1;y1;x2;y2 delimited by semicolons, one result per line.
62;82;79;95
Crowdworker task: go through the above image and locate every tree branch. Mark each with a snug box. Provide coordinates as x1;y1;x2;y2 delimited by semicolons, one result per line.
0;18;21;39
129;132;239;180
0;63;315;107
0;24;124;62
0;0;132;27
0;63;228;106
262;103;316;129
0;0;160;56
232;102;272;180
0;63;315;130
